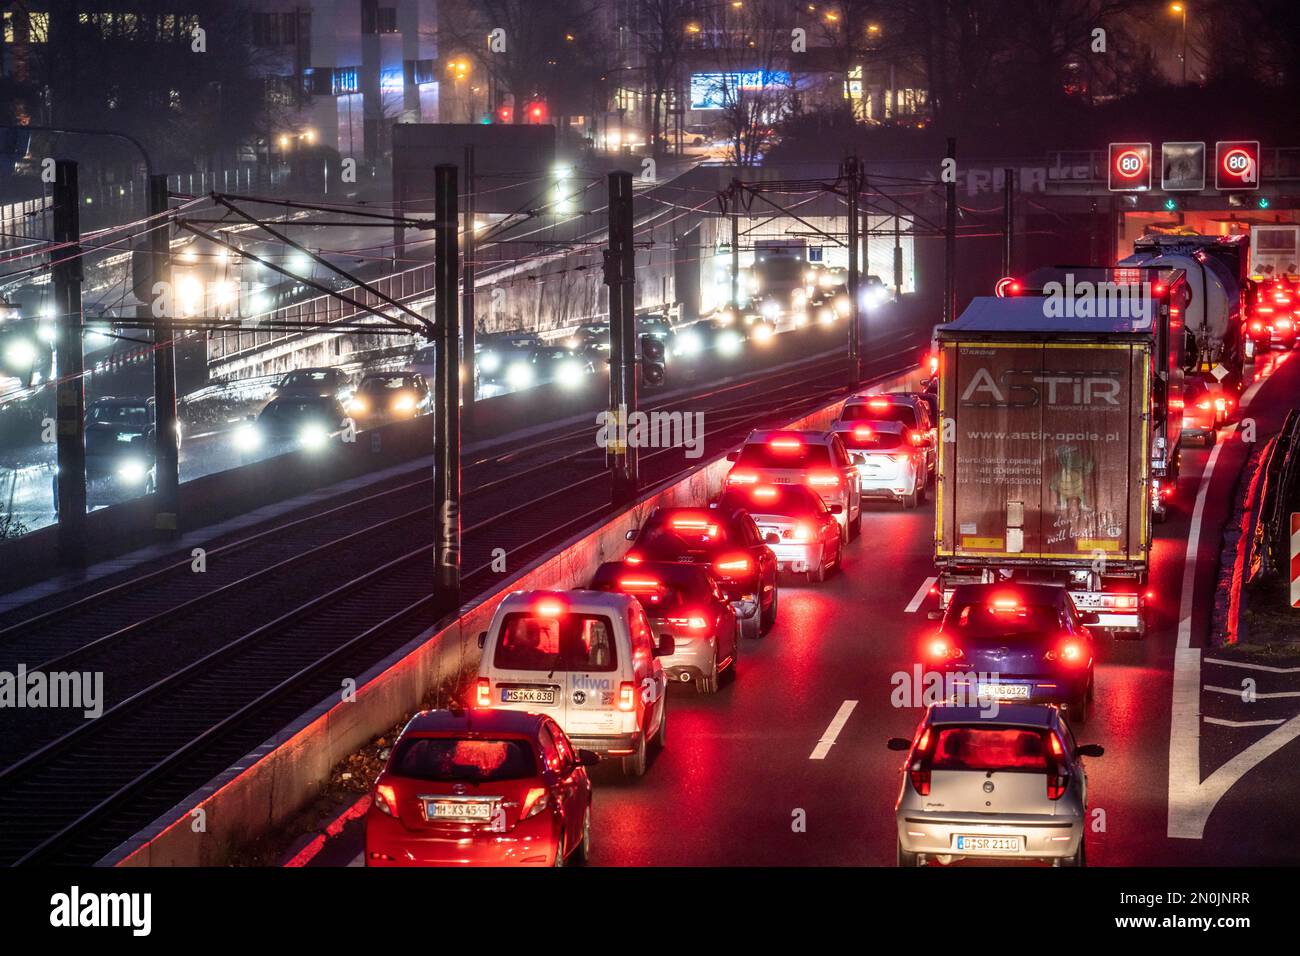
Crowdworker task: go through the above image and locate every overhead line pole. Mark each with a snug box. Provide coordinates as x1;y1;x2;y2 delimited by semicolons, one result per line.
433;164;461;610
52;160;87;567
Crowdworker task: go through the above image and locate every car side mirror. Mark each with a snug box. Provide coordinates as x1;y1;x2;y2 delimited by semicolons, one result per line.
886;737;912;752
1074;744;1105;758
829;503;844;515
477;631;487;649
764;532;780;545
577;749;601;768
725;450;739;463
656;634;675;657
1079;611;1101;626
625;528;638;541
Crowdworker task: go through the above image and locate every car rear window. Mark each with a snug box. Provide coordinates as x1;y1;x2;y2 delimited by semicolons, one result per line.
840;402;919;428
717;485;826;516
593;565;711;612
930;727;1052;772
737;440;833;469
840;428;904;451
392;738;536;782
948;601;1061;640
639;512;734;554
494;612;618;672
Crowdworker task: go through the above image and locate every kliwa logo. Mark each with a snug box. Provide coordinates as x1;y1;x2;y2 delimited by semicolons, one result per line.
1041;273;1153;327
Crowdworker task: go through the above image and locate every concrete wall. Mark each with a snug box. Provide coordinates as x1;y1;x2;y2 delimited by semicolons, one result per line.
106;362;927;866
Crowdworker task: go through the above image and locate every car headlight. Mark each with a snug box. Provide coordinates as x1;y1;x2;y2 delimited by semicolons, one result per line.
761;299;780;318
675;331;702;356
234;423;262;452
478;351;501;374
819;306;836;325
299;423;329;449
392;393;416;412
556;361;585;387
834;295;850;317
117;459;147;483
752;323;775;343
717;331;742;355
347;397;368;414
505;362;534;389
819;273;836;288
4;339;37;369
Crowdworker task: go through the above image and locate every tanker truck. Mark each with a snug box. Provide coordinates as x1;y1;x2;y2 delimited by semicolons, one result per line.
1118;233;1248;393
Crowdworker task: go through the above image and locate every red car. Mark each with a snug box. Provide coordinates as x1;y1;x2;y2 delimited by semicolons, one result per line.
365;708;598;867
624;505;778;639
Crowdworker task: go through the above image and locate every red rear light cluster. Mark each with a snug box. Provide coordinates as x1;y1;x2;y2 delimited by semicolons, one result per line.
727;470;759;486
476;677;491;707
908;727;934;796
1047;733;1069;800
807;472;840;488
714;554;752;576
1046;639;1088;666
617;681;636;711
784;522;814;542
926;635;964;661
667;614;709;631
374;782;398;816
853;425;873;441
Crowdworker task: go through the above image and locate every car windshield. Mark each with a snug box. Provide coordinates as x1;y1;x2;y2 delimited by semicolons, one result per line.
89;404;149;425
929;726;1052;772
947;601;1061;640
280;371;332;386
494;612;618;672
263;399;333;420
360;376;411;392
737;440;832;469
757;258;804;283
533;347;572;361
840;402;918;427
717;485;826;517
391;737;537;782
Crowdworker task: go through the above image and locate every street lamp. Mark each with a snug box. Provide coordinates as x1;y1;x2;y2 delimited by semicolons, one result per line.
1169;2;1188;84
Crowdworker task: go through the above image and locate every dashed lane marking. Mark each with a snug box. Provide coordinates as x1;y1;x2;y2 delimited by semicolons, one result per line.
809;700;858;760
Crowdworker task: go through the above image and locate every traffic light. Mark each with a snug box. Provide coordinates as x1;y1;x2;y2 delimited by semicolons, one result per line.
497;106;512;122
1216;141;1260;190
640;333;665;387
1108;142;1152;192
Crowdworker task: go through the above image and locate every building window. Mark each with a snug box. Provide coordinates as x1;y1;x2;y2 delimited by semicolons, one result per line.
332;67;360;95
406;58;434;86
362;1;398;35
253;11;297;47
377;8;398;33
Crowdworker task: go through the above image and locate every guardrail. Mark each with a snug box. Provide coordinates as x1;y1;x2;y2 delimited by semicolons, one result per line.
1248;409;1300;583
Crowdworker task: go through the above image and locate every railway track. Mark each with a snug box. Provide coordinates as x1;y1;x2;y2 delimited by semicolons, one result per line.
0;331;924;865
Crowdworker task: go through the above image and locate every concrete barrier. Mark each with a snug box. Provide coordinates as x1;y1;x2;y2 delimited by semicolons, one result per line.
106;361;929;866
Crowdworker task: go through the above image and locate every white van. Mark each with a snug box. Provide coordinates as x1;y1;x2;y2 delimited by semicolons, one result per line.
475;590;670;776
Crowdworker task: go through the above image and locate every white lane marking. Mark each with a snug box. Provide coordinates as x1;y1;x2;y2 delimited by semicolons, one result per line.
1204;657;1300;674
809;700;858;760
1168;425;1230;840
1204;685;1300;699
1177;425;1234;650
1168;410;1300;839
1204;717;1287;728
348;853;364;867
905;577;937;613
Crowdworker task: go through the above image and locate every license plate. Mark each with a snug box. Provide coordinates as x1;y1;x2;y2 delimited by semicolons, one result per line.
977;683;1031;700
425;800;493;821
955;835;1020;853
501;686;556;704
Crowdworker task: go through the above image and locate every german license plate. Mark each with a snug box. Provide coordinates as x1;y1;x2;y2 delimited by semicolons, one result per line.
426;800;492;821
977;683;1031;700
955;835;1020;853
502;686;556;704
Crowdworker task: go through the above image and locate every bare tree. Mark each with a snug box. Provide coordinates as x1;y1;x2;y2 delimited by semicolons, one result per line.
631;0;694;156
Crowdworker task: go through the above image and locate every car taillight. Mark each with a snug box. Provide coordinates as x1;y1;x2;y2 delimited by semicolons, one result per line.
926;635;963;661
476;677;491;707
785;522;814;542
853;425;873;441
909;727;933;796
374;782;398;816
1099;594;1138;609
1196;400;1212;410
1251;320;1264;332
1168;397;1184;410
624;551;644;564
520;786;550;819
1046;639;1088;666
727;470;759;485
1278;318;1293;330
667;614;709;630
618;681;636;711
868;398;889;411
1047;734;1069;800
908;430;925;445
715;555;752;575
1214;398;1226;412
807;472;840;487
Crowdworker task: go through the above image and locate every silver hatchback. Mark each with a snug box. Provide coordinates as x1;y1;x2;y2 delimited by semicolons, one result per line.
887;704;1103;867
